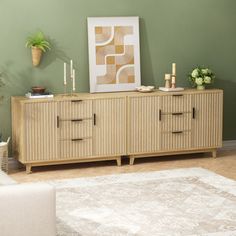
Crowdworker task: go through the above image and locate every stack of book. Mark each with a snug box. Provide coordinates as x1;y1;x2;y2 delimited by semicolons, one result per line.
25;92;54;99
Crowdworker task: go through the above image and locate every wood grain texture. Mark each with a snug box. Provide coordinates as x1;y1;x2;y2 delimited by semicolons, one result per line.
24;102;59;162
93;97;126;156
11;89;223;172
128;95;160;154
192;92;223;148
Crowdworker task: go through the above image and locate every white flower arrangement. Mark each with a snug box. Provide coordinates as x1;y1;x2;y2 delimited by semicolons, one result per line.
189;67;215;89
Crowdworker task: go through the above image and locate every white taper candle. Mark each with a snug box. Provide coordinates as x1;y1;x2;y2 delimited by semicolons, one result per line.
64;62;67;85
70;60;73;79
172;63;176;76
72;69;75;91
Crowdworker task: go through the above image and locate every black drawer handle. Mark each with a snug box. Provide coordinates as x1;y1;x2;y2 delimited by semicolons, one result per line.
71;100;83;103
71;119;83;122
57;116;60;128
192;107;196;119
172;112;183;116
172;94;183;97
159;109;162;121
93;113;96;125
172;131;183;134
71;138;83;141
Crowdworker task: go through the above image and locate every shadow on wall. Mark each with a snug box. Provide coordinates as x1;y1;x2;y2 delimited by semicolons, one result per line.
139;18;155;86
215;78;236;140
38;38;72;69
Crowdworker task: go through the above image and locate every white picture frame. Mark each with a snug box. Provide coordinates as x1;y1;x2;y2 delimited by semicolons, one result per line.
87;17;141;93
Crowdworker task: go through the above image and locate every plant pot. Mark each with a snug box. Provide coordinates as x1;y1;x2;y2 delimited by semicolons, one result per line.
197;85;205;90
31;46;42;66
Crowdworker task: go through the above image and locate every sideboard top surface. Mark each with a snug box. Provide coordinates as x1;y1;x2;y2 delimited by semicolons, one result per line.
11;88;223;104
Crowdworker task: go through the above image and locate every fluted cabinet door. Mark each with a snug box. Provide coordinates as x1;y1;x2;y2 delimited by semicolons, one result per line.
93;98;126;156
24;102;58;162
192;92;223;148
128;96;160;154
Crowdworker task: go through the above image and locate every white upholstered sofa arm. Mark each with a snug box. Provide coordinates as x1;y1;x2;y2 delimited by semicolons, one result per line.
0;183;56;236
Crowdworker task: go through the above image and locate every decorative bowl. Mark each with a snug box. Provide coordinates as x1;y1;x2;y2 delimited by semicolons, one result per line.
31;86;46;94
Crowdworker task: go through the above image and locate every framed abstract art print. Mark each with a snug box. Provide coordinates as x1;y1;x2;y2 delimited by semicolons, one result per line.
87;17;141;93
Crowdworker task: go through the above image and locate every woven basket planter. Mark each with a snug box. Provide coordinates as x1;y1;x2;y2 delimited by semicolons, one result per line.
31;46;42;66
0;137;10;173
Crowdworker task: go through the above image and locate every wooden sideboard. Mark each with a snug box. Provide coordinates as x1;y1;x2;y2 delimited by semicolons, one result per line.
11;89;223;173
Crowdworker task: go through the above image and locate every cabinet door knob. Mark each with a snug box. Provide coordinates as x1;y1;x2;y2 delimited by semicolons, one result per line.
172;112;183;116
159;109;162;121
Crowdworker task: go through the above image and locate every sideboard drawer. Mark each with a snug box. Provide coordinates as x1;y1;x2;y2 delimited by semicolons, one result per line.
161;130;191;150
161;113;191;132
59;100;92;119
161;94;191;113
60;138;92;159
60;119;92;140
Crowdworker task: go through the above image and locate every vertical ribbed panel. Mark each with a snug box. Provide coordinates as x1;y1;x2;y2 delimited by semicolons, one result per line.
161;94;191;113
128;96;160;154
60;119;92;140
59;100;92;119
24;102;58;162
161;113;191;132
161;131;191;150
192;92;223;148
93;98;126;156
60;139;92;159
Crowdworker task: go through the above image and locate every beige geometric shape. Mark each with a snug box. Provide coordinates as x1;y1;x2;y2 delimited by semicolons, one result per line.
97;65;117;84
118;66;135;84
116;45;134;65
96;45;115;65
95;26;112;44
114;26;133;45
107;56;115;65
115;45;124;54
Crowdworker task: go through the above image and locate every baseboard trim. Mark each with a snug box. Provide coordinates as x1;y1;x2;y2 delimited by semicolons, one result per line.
222;140;236;151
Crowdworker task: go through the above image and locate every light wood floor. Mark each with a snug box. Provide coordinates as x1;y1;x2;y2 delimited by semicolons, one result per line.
10;150;236;183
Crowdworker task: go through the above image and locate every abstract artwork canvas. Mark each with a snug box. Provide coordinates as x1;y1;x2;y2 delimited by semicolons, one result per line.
87;17;141;93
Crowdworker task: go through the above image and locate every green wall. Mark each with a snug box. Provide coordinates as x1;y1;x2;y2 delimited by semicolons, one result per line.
0;0;236;141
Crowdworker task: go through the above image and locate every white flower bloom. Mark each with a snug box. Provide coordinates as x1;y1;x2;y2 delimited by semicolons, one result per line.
195;77;203;85
191;69;199;78
204;76;211;84
201;68;208;75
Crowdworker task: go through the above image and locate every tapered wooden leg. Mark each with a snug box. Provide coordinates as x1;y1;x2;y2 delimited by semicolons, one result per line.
130;157;135;165
212;150;217;158
26;164;32;174
116;157;121;166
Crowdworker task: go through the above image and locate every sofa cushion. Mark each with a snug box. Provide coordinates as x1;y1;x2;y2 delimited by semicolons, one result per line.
0;170;16;186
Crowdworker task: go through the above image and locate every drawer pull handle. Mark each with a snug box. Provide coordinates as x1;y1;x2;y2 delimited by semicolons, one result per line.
71;100;83;103
71;119;83;122
172;94;183;97
172;112;183;116
93;113;96;126
192;107;196;119
71;138;83;141
159;109;162;121
57;116;60;128
172;131;183;134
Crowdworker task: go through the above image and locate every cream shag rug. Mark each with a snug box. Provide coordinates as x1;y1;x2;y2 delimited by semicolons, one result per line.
47;168;236;236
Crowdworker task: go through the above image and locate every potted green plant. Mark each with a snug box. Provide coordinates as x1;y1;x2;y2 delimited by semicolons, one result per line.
26;31;51;66
189;67;215;90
